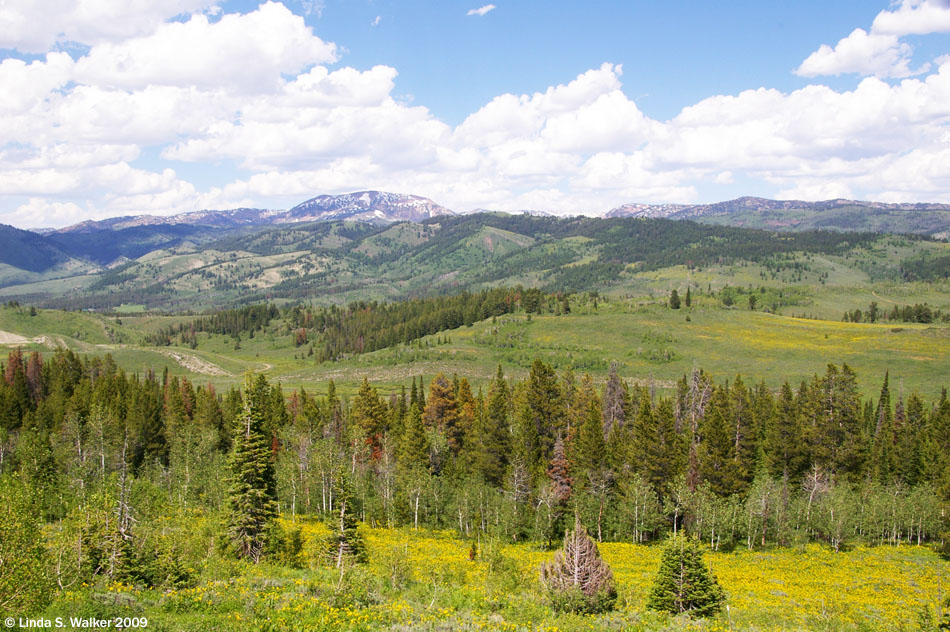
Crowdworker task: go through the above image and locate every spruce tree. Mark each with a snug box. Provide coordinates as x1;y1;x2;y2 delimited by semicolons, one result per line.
766;381;807;481
647;533;726;618
574;395;607;477
323;469;367;567
423;373;462;454
227;373;278;562
398;402;429;471
544;436;573;546
540;518;617;614
698;385;742;497
526;359;563;461
669;290;681;310
351;377;387;460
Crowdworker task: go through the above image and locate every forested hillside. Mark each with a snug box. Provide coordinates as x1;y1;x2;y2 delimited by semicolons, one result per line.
4;214;936;311
2;345;948;627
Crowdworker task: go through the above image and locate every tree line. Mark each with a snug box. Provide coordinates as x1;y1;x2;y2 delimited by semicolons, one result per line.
0;348;948;611
144;288;553;360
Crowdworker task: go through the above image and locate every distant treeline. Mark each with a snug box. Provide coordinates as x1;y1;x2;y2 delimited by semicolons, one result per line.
144;288;556;359
842;301;949;324
901;253;950;282
145;303;280;346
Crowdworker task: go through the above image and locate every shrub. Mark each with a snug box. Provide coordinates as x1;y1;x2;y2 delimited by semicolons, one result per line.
539;520;617;614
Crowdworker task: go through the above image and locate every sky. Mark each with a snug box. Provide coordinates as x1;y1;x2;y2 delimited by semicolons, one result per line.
2;0;950;228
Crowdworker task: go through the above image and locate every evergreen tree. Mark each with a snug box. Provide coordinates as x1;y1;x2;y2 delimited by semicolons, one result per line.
729;375;757;494
685;286;692;308
351;377;387;461
423;373;462;454
647;533;726;618
526;359;563;462
649;398;685;502
574;389;607;478
766;381;807;481
698;385;742;497
601;363;627;438
540;519;617;614
323;469;367;567
227;373;278;562
470;366;511;485
669;290;681;310
397;403;429;472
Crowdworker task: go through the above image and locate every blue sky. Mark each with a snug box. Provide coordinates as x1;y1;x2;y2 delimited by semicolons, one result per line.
2;0;950;227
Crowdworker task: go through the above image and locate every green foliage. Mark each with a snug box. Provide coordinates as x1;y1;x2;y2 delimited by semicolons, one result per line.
647;533;726;618
669;289;681;310
266;522;305;569
323;470;367;567
227;373;279;562
0;475;53;615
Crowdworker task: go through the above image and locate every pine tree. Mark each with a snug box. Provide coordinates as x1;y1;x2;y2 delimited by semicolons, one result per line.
699;384;742;496
601;363;627;438
574;391;607;477
540;518;617;614
323;469;367;567
398;403;429;471
766;381;807;481
685;286;692;308
423;373;462;454
669;290;681;310
351;377;387;461
470;366;511;485
227;373;278;562
647;533;726;618
544;436;573;546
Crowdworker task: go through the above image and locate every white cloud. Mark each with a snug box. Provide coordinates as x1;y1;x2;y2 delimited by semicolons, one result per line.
466;5;496;17
796;1;950;79
372;15;381;27
10;198;89;228
872;0;950;35
5;3;950;227
795;28;925;78
0;0;217;53
73;2;337;92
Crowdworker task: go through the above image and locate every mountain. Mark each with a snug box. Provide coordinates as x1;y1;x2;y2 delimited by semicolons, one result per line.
44;192;454;266
54;207;282;233
281;191;453;223
605;197;950;236
604;202;689;219
0;224;76;272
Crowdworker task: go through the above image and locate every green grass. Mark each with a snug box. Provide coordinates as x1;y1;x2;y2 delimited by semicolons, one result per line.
1;280;949;400
42;521;950;632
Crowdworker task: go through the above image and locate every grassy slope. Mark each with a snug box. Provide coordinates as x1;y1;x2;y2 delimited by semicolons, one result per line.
3;287;947;400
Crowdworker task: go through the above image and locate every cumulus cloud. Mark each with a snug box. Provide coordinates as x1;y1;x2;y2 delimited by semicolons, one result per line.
3;1;950;227
872;0;950;35
0;0;217;53
796;1;950;78
795;28;925;78
466;5;496;17
73;2;337;92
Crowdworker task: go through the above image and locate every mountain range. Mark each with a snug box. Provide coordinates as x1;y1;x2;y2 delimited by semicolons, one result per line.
39;191;950;239
0;190;948;306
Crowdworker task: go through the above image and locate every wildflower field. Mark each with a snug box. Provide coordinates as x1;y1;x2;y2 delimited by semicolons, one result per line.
46;520;950;632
